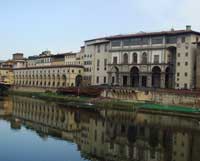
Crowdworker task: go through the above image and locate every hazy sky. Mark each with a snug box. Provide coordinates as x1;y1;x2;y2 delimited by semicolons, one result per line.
0;0;199;59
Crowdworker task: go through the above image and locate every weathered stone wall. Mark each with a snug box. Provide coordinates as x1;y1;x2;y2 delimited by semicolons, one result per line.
101;88;200;107
152;92;200;107
10;86;57;93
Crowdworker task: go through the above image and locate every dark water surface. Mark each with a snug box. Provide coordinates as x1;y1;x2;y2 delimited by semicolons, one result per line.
0;96;200;161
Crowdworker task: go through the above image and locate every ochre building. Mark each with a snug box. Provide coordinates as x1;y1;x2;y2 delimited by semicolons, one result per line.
13;65;84;88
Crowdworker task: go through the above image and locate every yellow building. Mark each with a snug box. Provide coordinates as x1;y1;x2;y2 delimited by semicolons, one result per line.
0;68;14;85
13;65;84;88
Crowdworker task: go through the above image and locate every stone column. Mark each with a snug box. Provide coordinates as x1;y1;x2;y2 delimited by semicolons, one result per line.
118;74;123;86
108;73;112;85
139;76;142;88
160;73;166;88
127;76;131;87
147;74;152;88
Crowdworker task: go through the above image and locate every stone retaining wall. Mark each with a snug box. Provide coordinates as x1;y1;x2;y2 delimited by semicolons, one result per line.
10;86;57;93
101;88;200;107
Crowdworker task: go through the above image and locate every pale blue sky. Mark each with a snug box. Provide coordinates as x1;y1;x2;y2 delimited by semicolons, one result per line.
0;0;199;59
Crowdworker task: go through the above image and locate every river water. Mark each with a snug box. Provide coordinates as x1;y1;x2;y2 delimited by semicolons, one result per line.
0;96;200;161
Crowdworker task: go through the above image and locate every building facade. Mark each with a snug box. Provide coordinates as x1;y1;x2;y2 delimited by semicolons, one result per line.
3;26;200;90
13;65;84;88
84;26;200;89
0;68;14;85
84;38;110;86
12;51;84;89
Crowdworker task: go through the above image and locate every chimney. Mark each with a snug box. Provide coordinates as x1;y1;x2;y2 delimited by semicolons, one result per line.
186;25;192;31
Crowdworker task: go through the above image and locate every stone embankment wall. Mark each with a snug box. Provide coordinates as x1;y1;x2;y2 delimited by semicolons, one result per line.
10;86;200;107
152;92;200;107
101;88;200;107
11;86;57;93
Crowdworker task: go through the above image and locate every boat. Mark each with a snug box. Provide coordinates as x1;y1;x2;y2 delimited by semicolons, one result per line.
57;87;103;97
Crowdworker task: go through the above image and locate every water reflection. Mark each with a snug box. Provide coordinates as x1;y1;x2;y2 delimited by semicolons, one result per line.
1;96;200;161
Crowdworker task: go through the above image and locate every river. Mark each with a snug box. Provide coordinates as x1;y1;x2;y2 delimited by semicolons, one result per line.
0;95;200;161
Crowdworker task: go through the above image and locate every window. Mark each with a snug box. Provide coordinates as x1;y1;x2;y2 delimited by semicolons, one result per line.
185;62;188;66
185;72;188;77
174;151;177;156
133;53;137;63
113;57;118;64
181;37;185;43
112;76;115;84
185;52;188;57
97;45;100;53
166;36;177;44
142;52;148;63
177;62;180;66
184;83;188;89
104;44;108;52
177;83;179;87
123;39;131;46
150;149;156;159
123;53;128;64
178;53;181;57
154;55;159;64
177;73;180;76
141;38;149;45
104;77;106;83
96;76;99;84
123;76;128;86
130;38;141;45
97;59;100;71
111;40;121;47
152;36;163;44
94;130;97;141
104;59;107;70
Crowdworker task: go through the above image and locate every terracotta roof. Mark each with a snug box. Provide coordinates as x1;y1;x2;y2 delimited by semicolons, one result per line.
85;29;200;42
28;53;76;60
107;30;200;39
13;65;84;70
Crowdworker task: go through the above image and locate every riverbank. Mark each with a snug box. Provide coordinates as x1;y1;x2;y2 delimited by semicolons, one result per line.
7;90;200;117
9;91;135;110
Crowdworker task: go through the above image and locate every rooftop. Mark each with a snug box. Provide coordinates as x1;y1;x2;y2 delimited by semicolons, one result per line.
85;26;200;42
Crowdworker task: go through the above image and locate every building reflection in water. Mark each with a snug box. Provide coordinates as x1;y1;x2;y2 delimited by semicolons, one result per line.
1;95;200;161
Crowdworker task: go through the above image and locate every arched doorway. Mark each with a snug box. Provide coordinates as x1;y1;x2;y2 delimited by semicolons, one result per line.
165;67;172;88
130;67;139;87
75;75;82;87
152;66;161;88
62;75;67;87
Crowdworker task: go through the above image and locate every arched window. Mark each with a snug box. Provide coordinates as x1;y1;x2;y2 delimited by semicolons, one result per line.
133;53;137;64
142;52;147;64
123;53;128;64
